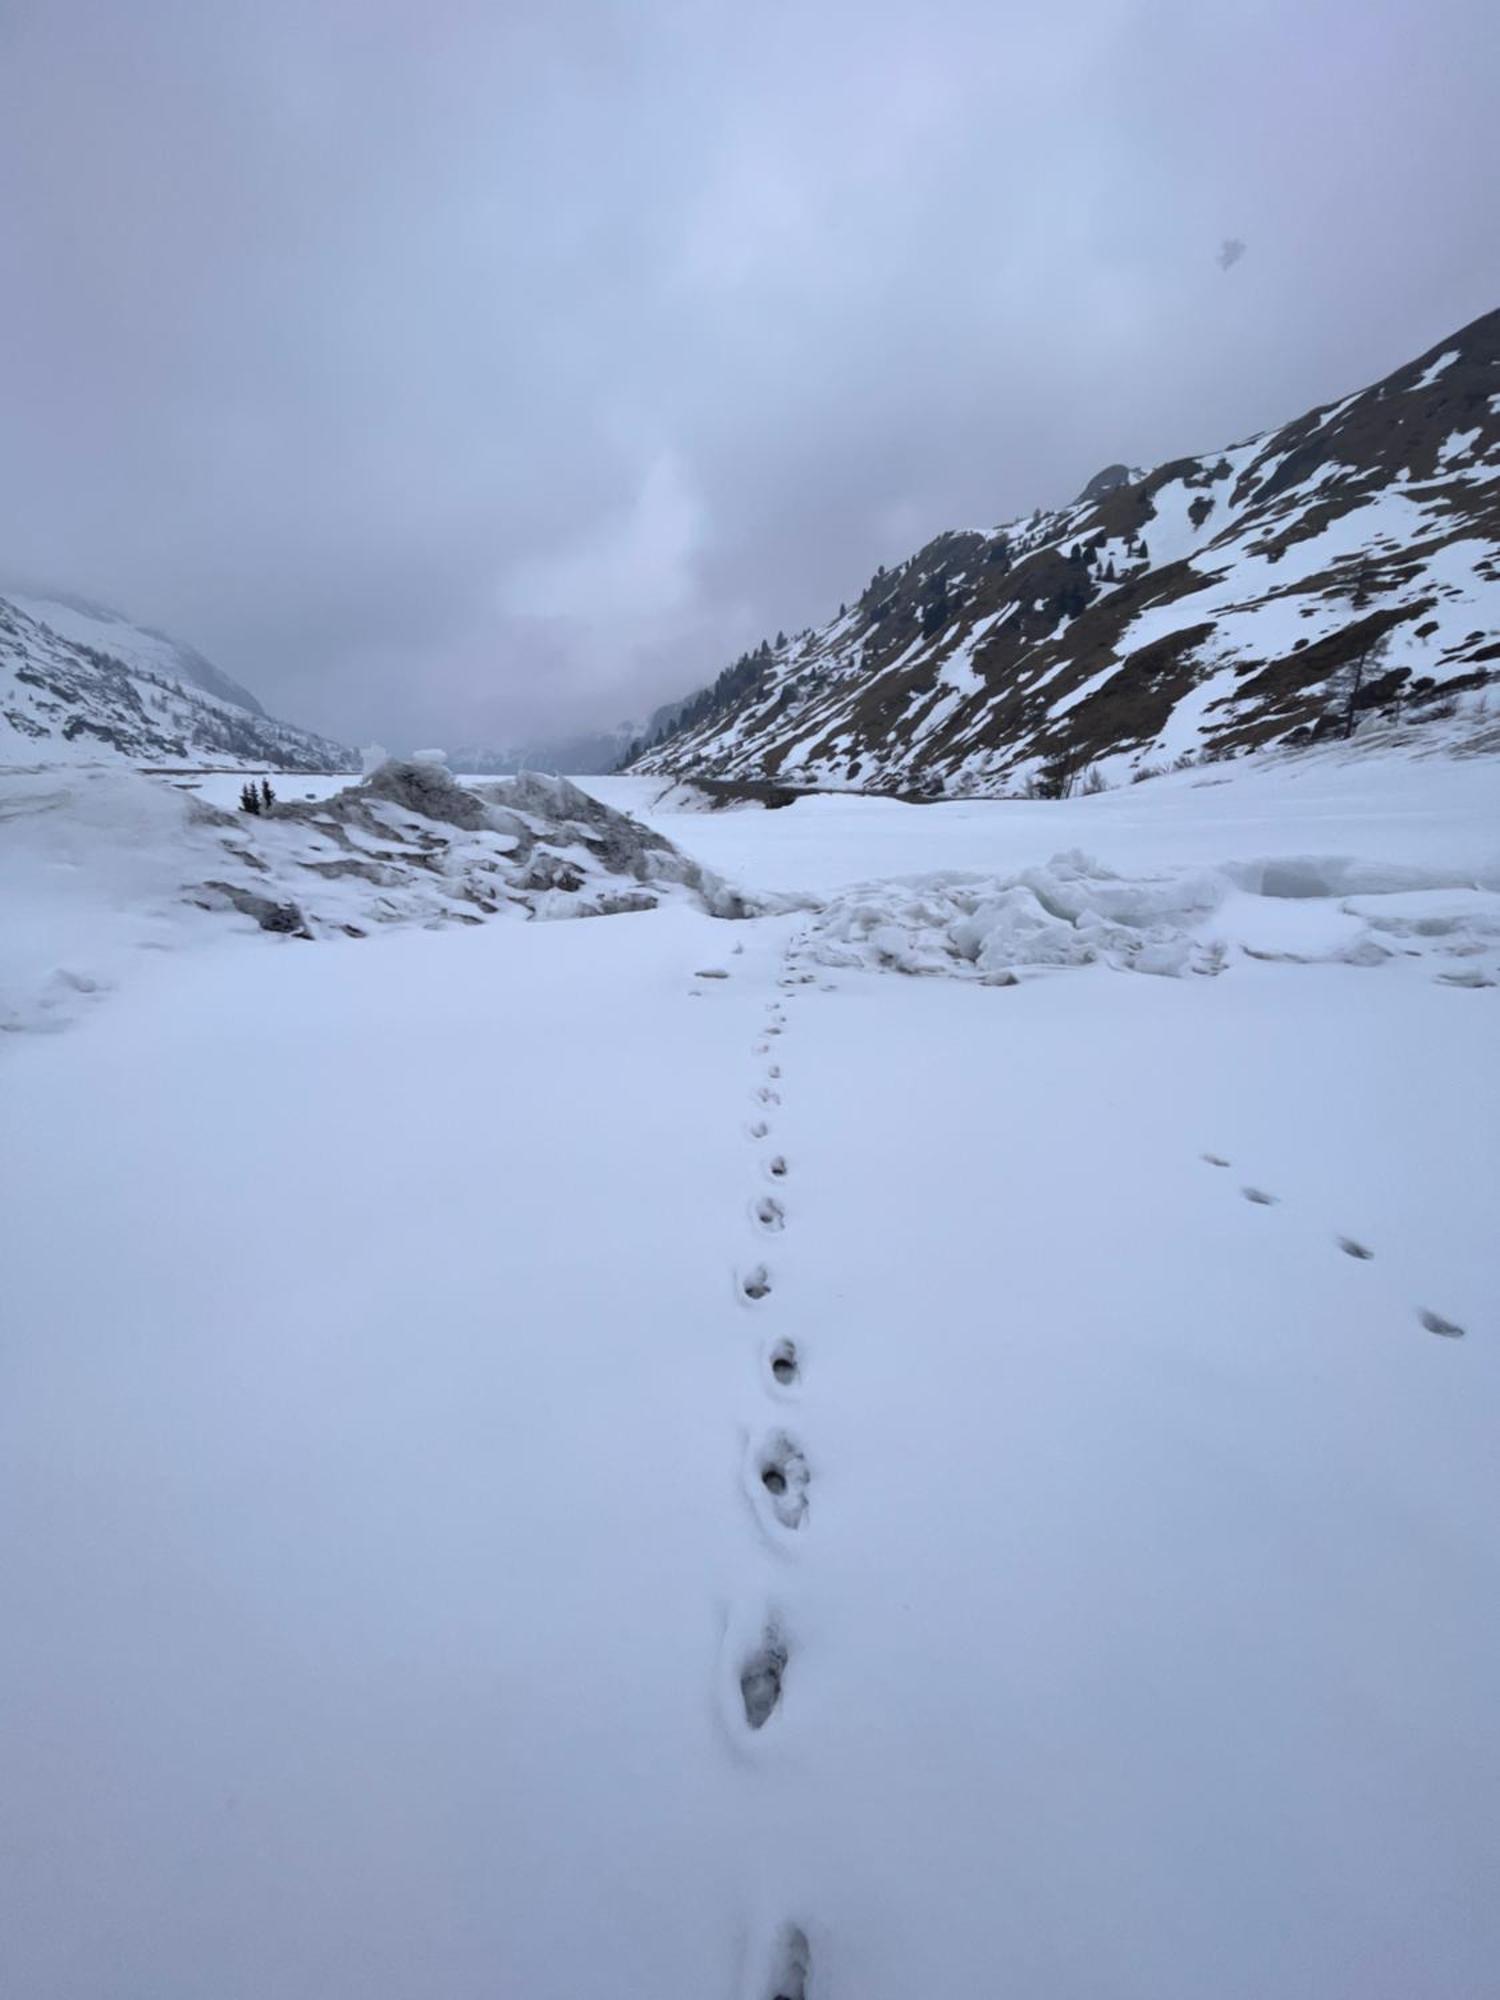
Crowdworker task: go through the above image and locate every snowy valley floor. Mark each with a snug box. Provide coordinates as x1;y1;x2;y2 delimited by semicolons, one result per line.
2;752;1498;1998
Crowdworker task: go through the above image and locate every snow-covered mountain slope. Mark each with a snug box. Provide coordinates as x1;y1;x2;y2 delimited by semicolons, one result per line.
0;591;354;770
0;758;762;1033
632;308;1500;794
3;590;269;713
2;748;1495;1997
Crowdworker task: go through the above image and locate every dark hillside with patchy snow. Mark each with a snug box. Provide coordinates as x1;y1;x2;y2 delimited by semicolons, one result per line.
630;309;1500;794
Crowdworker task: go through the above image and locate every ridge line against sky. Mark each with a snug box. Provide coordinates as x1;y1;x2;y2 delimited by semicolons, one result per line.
2;0;1497;748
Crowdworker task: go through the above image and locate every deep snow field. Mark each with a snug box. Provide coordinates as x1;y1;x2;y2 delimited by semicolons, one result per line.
2;748;1498;1999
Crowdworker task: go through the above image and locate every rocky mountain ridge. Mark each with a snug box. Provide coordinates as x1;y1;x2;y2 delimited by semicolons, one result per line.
629;309;1500;794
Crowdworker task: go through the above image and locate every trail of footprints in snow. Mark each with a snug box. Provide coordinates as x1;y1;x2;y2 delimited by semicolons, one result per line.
1200;1152;1467;1338
727;940;818;1996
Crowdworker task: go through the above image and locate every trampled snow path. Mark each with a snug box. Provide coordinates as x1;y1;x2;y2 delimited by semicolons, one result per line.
2;754;1498;1997
727;953;821;1993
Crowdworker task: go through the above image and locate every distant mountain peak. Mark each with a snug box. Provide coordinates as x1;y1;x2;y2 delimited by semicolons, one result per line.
1074;462;1137;505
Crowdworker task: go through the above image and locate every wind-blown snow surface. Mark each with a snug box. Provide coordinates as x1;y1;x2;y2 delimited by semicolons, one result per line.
2;751;1498;1998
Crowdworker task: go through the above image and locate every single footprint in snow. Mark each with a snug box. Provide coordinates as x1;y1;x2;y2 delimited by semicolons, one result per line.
755;1042;771;1054
1337;1236;1375;1260
765;1024;783;1037
1418;1308;1466;1339
1202;1152;1231;1168
754;1087;781;1107
769;1340;799;1386
696;968;730;980
740;1629;788;1730
741;1264;773;1302
1241;1186;1279;1206
757;1433;810;1529
766;1155;788;1181
754;1195;786;1233
765;1924;812;2000
766;1064;781;1079
747;1120;770;1141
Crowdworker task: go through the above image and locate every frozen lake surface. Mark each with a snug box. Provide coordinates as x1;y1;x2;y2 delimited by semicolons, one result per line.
2;748;1497;1998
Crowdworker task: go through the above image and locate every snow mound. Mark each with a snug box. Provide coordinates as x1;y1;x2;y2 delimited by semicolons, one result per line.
804;847;1500;984
0;762;766;1033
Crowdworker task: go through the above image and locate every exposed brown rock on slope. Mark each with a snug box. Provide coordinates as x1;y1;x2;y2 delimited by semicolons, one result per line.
631;309;1500;793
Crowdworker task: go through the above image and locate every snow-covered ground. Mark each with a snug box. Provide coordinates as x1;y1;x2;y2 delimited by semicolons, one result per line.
2;749;1497;1998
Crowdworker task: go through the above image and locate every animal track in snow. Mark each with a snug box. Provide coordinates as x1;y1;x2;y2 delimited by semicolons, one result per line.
763;1924;812;2000
739;1627;788;1730
765;1154;788;1181
769;1340;799;1386
754;1086;781;1107
1203;1154;1471;1343
741;1264;773;1302
1418;1308;1466;1339
754;1195;786;1233
747;1120;770;1140
756;1433;810;1529
766;1064;781;1079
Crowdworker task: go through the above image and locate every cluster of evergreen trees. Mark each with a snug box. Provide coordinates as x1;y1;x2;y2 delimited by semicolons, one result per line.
624;640;780;762
238;778;277;814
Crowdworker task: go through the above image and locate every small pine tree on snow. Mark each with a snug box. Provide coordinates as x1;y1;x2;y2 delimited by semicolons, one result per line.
239;781;261;814
1330;633;1390;739
260;777;275;811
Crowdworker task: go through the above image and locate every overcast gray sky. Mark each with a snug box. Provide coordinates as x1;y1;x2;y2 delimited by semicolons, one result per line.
2;0;1497;750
